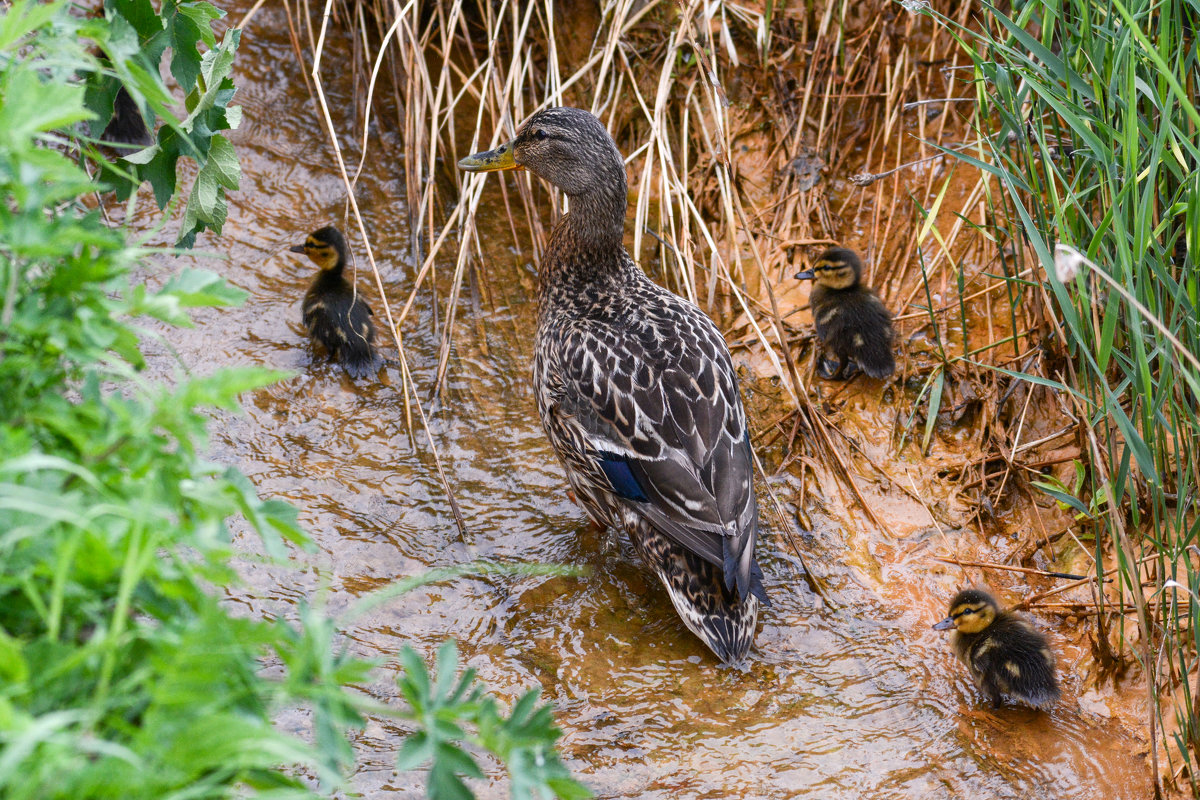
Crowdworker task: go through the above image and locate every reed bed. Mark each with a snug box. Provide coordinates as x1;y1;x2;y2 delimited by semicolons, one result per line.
279;0;1198;793
283;0;1020;542
929;0;1200;794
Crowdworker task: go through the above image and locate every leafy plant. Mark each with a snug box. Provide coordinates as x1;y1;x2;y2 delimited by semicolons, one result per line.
81;0;243;246
0;2;586;799
395;641;590;800
0;6;363;797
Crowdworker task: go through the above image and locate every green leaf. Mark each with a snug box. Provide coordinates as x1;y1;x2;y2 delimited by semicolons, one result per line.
0;0;61;51
160;268;246;308
395;732;434;771
163;0;225;90
0;71;91;146
107;0;165;42
428;765;475;800
434;741;485;780
546;776;594;800
204;135;241;190
1031;481;1092;517
920;369;945;455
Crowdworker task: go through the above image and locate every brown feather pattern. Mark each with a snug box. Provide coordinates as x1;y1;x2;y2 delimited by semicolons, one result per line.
487;107;767;664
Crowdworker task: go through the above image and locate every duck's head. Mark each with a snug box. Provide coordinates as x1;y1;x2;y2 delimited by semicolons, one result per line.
457;107;625;199
933;589;999;634
794;247;863;290
289;226;347;271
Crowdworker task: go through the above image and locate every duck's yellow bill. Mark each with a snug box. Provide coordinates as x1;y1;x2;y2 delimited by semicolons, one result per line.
457;139;521;172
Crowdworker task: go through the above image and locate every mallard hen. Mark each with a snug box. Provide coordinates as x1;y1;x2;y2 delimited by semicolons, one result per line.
458;107;768;664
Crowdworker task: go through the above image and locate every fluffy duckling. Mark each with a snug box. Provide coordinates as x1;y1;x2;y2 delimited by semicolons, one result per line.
933;588;1060;710
288;226;379;379
794;247;894;380
102;86;153;151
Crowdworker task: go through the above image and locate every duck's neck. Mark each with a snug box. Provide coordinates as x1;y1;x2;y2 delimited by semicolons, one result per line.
318;257;346;280
542;179;630;288
564;178;627;249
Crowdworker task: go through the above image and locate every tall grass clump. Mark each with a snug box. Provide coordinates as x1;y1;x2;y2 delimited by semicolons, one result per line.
0;2;587;798
932;0;1199;793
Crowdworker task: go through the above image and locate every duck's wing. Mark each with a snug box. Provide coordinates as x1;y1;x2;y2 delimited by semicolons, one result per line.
551;294;766;603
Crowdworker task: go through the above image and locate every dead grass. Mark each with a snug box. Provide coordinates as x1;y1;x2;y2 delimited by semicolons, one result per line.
272;0;1147;631
270;0;1103;580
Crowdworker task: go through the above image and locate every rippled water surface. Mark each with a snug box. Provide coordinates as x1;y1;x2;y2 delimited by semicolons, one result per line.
130;4;1151;798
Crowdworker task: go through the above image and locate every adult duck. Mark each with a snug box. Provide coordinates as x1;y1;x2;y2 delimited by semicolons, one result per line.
458;107;768;664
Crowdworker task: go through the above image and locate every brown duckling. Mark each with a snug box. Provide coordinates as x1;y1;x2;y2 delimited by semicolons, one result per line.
101;86;153;151
288;226;379;379
933;588;1060;710
794;247;894;380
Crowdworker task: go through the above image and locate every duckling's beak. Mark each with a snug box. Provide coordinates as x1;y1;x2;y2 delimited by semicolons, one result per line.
794;269;816;280
458;139;521;172
288;244;306;254
932;617;955;631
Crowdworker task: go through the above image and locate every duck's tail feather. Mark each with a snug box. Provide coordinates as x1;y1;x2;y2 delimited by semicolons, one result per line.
633;525;759;665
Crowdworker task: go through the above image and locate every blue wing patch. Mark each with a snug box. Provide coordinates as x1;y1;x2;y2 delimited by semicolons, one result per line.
597;452;649;502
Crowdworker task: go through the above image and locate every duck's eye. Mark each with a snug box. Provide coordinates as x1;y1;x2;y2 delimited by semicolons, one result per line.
534;129;549;141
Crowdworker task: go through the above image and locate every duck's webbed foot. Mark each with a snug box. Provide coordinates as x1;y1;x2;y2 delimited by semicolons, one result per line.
983;681;1005;709
817;356;860;381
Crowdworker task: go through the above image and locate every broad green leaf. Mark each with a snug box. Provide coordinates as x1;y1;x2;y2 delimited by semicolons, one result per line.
160;268;246;308
0;71;90;145
204;135;241;190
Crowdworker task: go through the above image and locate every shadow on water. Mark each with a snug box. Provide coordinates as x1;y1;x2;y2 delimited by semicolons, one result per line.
123;2;1151;798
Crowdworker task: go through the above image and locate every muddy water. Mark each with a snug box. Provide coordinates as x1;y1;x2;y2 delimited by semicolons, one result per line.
125;4;1151;798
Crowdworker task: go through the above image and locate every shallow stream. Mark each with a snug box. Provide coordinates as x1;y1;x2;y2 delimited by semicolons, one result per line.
128;4;1150;797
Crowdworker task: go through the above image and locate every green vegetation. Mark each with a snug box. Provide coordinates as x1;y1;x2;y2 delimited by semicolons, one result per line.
933;0;1200;791
0;2;586;798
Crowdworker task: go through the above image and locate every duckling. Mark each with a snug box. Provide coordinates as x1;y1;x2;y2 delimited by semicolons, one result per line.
288;226;379;379
458;107;768;665
933;588;1060;710
794;247;895;380
101;86;153;151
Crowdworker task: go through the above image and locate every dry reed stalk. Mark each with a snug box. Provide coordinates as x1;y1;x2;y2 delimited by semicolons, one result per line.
286;0;1072;549
297;0;470;540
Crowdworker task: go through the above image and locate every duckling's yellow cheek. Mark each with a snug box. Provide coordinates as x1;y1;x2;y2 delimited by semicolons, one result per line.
957;614;991;634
